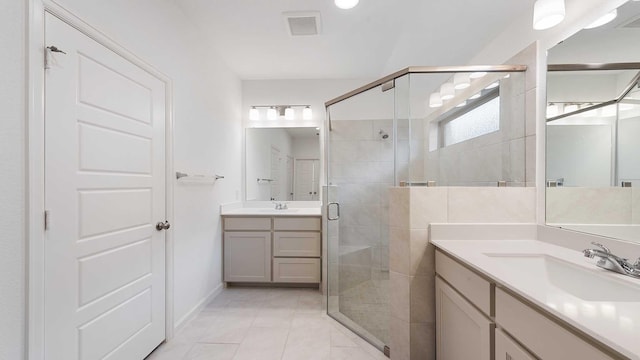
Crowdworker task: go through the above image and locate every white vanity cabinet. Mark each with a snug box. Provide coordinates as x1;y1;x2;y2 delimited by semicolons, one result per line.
436;249;619;360
223;215;321;284
435;251;494;360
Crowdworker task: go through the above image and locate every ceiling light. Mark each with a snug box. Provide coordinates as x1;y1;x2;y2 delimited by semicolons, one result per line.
485;82;499;90
335;0;359;10
249;107;259;121
533;0;565;30
303;106;313;120
584;9;617;29
453;73;470;90
429;93;443;108
469;93;481;100
267;107;277;120
470;72;487;79
440;83;455;100
284;107;295;120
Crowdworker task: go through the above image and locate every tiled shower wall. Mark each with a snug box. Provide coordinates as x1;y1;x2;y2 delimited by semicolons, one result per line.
387;42;540;360
388;186;537;360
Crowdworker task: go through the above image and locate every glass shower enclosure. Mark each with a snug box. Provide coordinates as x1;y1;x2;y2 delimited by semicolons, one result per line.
324;66;527;353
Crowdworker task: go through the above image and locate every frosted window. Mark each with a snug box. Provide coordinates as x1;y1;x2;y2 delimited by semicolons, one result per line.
443;97;500;146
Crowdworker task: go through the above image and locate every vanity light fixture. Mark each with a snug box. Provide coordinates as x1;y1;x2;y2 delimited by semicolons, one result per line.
456;101;467;108
284;107;295;120
547;103;559;117
303;106;313;120
469;93;482;100
584;9;617;29
564;103;578;113
249;107;259;121
533;0;565;30
249;105;312;121
429;93;443;108
335;0;359;10
453;73;471;90
470;72;487;79
440;83;455;100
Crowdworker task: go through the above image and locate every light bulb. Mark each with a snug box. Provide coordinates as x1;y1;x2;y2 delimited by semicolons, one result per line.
249;107;259;121
485;82;499;90
267;107;277;120
284;107;295;120
564;104;578;113
429;93;443;108
302;106;312;120
533;0;566;30
584;9;617;29
335;0;359;10
440;83;455;100
453;73;471;90
470;72;487;79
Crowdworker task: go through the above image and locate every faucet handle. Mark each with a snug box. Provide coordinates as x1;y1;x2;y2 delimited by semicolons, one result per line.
591;242;611;253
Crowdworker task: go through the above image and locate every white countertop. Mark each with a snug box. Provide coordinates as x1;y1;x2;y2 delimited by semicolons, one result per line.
220;201;321;216
431;239;640;359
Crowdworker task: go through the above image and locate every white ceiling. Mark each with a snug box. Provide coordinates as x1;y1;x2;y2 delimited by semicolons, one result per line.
175;0;531;80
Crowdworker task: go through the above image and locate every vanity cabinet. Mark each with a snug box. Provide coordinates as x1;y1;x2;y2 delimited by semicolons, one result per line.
223;215;321;284
436;250;618;360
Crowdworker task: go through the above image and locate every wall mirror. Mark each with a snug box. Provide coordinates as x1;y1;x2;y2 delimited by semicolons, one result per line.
546;0;640;242
245;127;320;201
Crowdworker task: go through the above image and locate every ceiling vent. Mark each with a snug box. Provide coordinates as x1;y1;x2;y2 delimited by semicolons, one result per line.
283;11;322;36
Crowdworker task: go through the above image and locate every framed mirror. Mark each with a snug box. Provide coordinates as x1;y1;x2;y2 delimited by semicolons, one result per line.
245;127;320;201
546;0;640;242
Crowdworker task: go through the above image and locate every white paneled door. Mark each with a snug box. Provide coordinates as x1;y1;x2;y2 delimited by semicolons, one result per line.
44;14;167;360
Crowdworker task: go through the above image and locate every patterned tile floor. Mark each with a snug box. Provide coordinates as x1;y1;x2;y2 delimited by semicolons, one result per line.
146;287;389;360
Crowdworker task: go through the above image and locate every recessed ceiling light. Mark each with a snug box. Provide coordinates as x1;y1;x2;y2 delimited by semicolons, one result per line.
584;9;617;29
335;0;359;10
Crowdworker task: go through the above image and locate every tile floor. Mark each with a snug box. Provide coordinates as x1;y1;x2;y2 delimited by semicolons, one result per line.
146;287;389;360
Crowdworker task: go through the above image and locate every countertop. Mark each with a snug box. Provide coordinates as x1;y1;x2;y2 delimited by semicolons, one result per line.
431;239;640;359
220;201;321;216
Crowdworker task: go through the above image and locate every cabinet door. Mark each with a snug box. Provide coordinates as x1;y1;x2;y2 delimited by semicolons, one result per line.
224;231;271;282
495;328;535;360
273;232;321;257
436;277;494;360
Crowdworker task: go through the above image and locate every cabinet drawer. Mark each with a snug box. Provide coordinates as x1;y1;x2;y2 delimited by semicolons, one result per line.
495;288;615;360
495;328;535;360
273;258;320;283
273;217;320;231
274;232;321;257
224;217;271;231
436;250;492;316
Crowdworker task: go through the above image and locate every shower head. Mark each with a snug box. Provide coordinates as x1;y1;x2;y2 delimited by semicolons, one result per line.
379;129;389;140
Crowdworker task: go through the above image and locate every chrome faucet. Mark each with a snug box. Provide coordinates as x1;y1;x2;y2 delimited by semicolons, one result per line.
273;202;288;210
583;242;640;278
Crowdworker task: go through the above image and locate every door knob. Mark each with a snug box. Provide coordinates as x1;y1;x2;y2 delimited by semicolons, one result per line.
156;221;170;231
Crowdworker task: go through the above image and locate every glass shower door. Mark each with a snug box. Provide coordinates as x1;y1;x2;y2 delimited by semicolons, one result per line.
326;82;395;350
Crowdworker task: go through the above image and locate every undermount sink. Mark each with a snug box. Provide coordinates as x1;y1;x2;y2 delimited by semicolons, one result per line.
257;208;300;213
484;253;640;302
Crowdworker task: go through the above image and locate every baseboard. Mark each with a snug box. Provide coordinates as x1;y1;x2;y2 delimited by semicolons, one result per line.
173;282;223;333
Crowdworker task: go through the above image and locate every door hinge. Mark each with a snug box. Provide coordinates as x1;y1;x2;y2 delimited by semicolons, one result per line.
44;210;49;230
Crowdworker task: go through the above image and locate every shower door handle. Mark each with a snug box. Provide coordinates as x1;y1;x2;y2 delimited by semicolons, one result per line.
327;202;340;221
